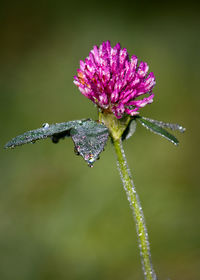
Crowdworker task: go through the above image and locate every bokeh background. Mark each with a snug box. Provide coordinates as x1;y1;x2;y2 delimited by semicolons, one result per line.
0;1;200;279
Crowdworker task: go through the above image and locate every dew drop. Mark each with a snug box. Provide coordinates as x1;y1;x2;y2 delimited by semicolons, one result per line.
42;123;49;129
178;125;186;133
88;157;95;164
85;153;96;167
74;146;80;156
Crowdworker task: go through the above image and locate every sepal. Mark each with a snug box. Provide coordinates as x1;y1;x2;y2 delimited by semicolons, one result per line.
122;119;137;140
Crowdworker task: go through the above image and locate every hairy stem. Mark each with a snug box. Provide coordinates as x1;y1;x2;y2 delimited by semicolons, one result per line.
113;138;157;280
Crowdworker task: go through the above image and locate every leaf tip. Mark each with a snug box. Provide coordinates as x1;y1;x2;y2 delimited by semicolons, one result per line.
4;142;14;149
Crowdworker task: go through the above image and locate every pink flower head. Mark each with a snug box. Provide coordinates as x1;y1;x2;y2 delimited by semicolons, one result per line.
74;41;156;119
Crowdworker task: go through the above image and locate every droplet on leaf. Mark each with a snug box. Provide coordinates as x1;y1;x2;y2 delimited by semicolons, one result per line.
42;123;50;129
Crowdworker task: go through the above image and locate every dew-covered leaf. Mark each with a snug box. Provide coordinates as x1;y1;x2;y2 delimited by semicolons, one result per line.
4;121;79;148
70;121;109;167
137;116;179;145
4;119;109;166
140;117;186;133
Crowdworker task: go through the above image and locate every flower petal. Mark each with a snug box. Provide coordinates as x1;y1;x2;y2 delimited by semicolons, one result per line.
74;41;156;118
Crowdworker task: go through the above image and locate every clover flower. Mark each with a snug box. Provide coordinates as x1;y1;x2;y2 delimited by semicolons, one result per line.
74;40;156;119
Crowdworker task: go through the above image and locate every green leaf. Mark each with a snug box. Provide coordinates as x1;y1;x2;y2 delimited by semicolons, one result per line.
140;117;186;133
4;119;109;166
4;121;77;148
137;116;179;145
70;120;109;167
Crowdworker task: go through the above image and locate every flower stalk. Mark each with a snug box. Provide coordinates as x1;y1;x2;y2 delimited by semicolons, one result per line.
113;138;157;280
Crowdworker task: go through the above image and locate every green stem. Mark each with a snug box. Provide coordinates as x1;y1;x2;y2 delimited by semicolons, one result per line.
113;138;157;280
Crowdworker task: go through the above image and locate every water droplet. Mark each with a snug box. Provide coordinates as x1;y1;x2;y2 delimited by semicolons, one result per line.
88;158;95;165
74;146;80;156
51;136;59;143
84;153;96;167
42;123;49;129
178;125;186;133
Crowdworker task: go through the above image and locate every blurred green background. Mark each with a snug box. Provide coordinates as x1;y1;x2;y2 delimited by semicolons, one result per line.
0;1;200;279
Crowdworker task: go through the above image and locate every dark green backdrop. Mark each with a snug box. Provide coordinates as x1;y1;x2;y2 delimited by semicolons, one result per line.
0;1;199;279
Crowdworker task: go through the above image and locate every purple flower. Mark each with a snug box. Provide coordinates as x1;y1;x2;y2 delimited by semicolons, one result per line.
74;41;155;119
